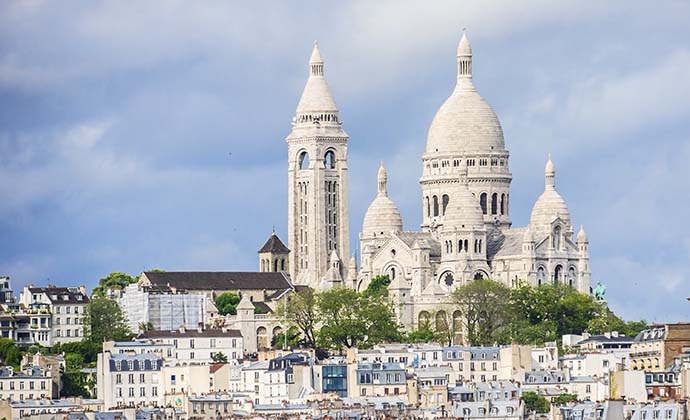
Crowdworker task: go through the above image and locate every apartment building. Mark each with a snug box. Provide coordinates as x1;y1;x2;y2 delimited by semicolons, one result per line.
18;285;89;345
0;366;53;401
137;326;243;363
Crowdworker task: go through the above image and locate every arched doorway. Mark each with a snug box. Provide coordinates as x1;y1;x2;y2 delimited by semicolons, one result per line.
256;326;268;350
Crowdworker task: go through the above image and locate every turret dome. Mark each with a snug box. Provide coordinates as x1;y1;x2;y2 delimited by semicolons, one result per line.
443;163;484;230
530;156;571;230
362;162;403;235
425;31;505;155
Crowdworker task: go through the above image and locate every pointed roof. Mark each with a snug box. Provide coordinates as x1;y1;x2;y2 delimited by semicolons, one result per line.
310;40;324;63
258;232;290;254
577;225;588;243
296;42;338;114
237;294;255;311
457;30;472;56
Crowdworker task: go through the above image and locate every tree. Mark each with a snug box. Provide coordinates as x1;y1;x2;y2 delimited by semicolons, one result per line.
271;326;302;349
214;292;241;316
84;296;133;344
553;393;578;405
522;391;550;413
92;272;137;297
317;287;401;349
276;288;319;349
363;275;391;298
451;279;511;345
212;352;228;364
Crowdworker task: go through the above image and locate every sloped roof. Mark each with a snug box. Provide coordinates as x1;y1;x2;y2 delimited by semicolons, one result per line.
142;271;293;292
258;233;290;254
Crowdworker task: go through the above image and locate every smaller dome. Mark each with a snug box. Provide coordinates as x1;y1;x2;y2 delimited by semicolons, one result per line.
530;156;571;229
362;162;403;235
443;163;484;230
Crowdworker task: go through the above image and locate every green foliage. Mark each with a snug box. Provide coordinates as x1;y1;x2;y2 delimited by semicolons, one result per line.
587;306;647;337
404;326;437;344
509;283;598;345
84;296;133;344
363;275;391;298
553;393;578;405
0;338;21;369
254;305;268;314
62;371;91;398
215;292;241;316
277;289;319;349
51;341;101;365
271;326;302;349
212;352;228;364
92;272;137;297
139;322;154;332
522;391;550;413
317;287;401;349
65;352;84;371
451;279;512;346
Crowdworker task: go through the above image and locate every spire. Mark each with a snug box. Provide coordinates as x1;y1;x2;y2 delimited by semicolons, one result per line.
309;41;324;76
457;29;472;79
377;161;388;196
545;154;556;189
577;225;588;243
295;41;338;115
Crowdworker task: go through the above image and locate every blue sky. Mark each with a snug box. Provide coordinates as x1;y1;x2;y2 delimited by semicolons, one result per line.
1;1;689;322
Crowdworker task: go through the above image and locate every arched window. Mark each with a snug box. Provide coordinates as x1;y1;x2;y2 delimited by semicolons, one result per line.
553;226;561;249
442;194;449;215
537;267;545;286
480;193;487;215
425;196;430;218
458;240;463;252
281;259;286;271
554;265;563;283
435;311;448;331
473;271;485;280
568;267;576;287
433;196;439;217
491;193;498;215
298;151;310;170
324;150;336;169
390;267;396;280
274;259;278;272
418;311;431;327
500;193;506;215
464;239;469;251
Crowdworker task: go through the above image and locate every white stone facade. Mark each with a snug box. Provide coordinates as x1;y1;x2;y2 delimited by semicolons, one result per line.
286;42;351;289
283;32;592;332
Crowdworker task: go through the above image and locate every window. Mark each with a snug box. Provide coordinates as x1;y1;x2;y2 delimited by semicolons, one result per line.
129;387;135;397
210;338;216;348
116;374;122;384
190;339;195;349
491;193;498;215
442;195;449;215
298;151;310;170
324;150;336;169
433;196;439;217
140;387;146;397
480;193;487;214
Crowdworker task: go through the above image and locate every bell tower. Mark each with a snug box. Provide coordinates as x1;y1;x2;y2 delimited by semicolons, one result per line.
286;42;350;288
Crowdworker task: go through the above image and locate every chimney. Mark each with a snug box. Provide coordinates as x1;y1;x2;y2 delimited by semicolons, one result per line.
604;332;611;339
79;285;87;296
611;331;619;338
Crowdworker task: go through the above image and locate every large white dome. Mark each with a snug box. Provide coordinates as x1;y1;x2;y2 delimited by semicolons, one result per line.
425;32;504;155
426;80;505;155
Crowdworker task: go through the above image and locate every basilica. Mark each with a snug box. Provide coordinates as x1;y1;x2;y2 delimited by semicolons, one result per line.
262;31;591;330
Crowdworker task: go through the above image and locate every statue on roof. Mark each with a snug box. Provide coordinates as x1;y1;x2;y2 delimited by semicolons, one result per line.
593;281;606;301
